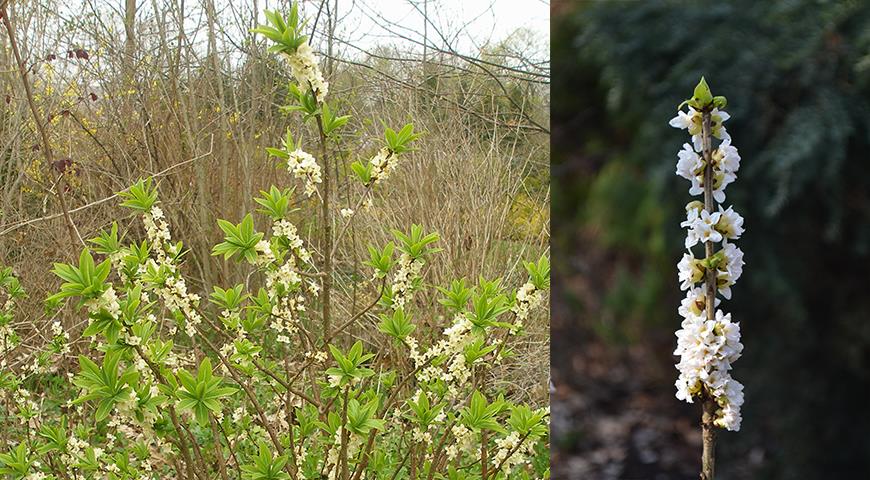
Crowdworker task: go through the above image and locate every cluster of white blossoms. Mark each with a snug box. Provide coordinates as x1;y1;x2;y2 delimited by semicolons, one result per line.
84;285;121;318
669;106;731;153
390;253;424;310
670;93;746;431
286;148;322;198
493;430;538;475
445;423;474;460
321;427;363;480
140;205;202;337
368;147;400;185
680;202;743;250
407;313;477;398
259;219;316;344
283;42;329;103
511;281;544;333
673;310;744;430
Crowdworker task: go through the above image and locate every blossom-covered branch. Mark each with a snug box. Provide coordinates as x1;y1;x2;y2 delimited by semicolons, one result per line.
670;77;746;478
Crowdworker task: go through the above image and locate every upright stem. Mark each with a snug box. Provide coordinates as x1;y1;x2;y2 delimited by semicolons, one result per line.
480;430;488;480
700;110;716;480
316;115;332;335
338;386;350;480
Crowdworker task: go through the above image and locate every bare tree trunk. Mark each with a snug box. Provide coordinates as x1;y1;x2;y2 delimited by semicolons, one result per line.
124;0;137;81
175;0;214;288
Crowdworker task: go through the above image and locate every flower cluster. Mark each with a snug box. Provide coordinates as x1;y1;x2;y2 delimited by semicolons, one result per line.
286;148;322;197
674;310;744;429
670;81;746;431
390;253;424;310
284;42;329;102
446;424;474;460
141;205;202;337
368;147;400;185
511;281;544;332
669;106;730;152
493;430;538;474
407;313;475;397
259;219;315;344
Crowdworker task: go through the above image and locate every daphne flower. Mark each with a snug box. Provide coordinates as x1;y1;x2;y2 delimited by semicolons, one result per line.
672;90;745;432
715;205;744;240
670;107;730;151
676;143;704;181
713;137;740;174
286;149;322;197
681;205;723;248
678;253;705;291
673;309;742;424
715;242;745;299
369;147;401;185
678;286;720;318
284;42;329;102
713;379;744;431
512;281;543;332
669;106;702;135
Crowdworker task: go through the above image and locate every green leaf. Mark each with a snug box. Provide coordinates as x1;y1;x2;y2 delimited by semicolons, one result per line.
176;357;237;426
460;390;505;433
437;278;473;312
383;123;420;154
524;255;551;290
254;186;295;219
351;161;373;185
212;214;264;263
241;441;291;480
392;224;440;259
378;308;415;340
691;76;713;108
118;178;159;212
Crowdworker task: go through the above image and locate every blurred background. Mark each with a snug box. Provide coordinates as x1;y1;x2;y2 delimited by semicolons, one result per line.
551;0;870;478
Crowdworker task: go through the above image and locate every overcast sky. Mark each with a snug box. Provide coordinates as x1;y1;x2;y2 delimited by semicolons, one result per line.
304;0;550;58
44;0;549;65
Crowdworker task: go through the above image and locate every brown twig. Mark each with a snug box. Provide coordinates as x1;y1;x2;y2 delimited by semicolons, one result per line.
1;4;82;247
0;135;213;237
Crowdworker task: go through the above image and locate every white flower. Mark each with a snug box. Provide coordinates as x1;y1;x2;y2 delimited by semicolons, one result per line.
673;308;743;430
669;107;702;135
512;281;542;331
390;253;424;310
676;143;703;181
715;242;745;299
677;253;705;291
678;286;719;319
284;42;329;102
51;321;64;336
681;205;723;248
340;208;354;218
714;379;744;431
715;205;744;240
286;149;322;197
84;286;122;318
714;137;740;175
369;147;399;185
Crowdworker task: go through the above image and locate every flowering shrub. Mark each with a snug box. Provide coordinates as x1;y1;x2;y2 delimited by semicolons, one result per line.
0;5;549;480
670;78;745;478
